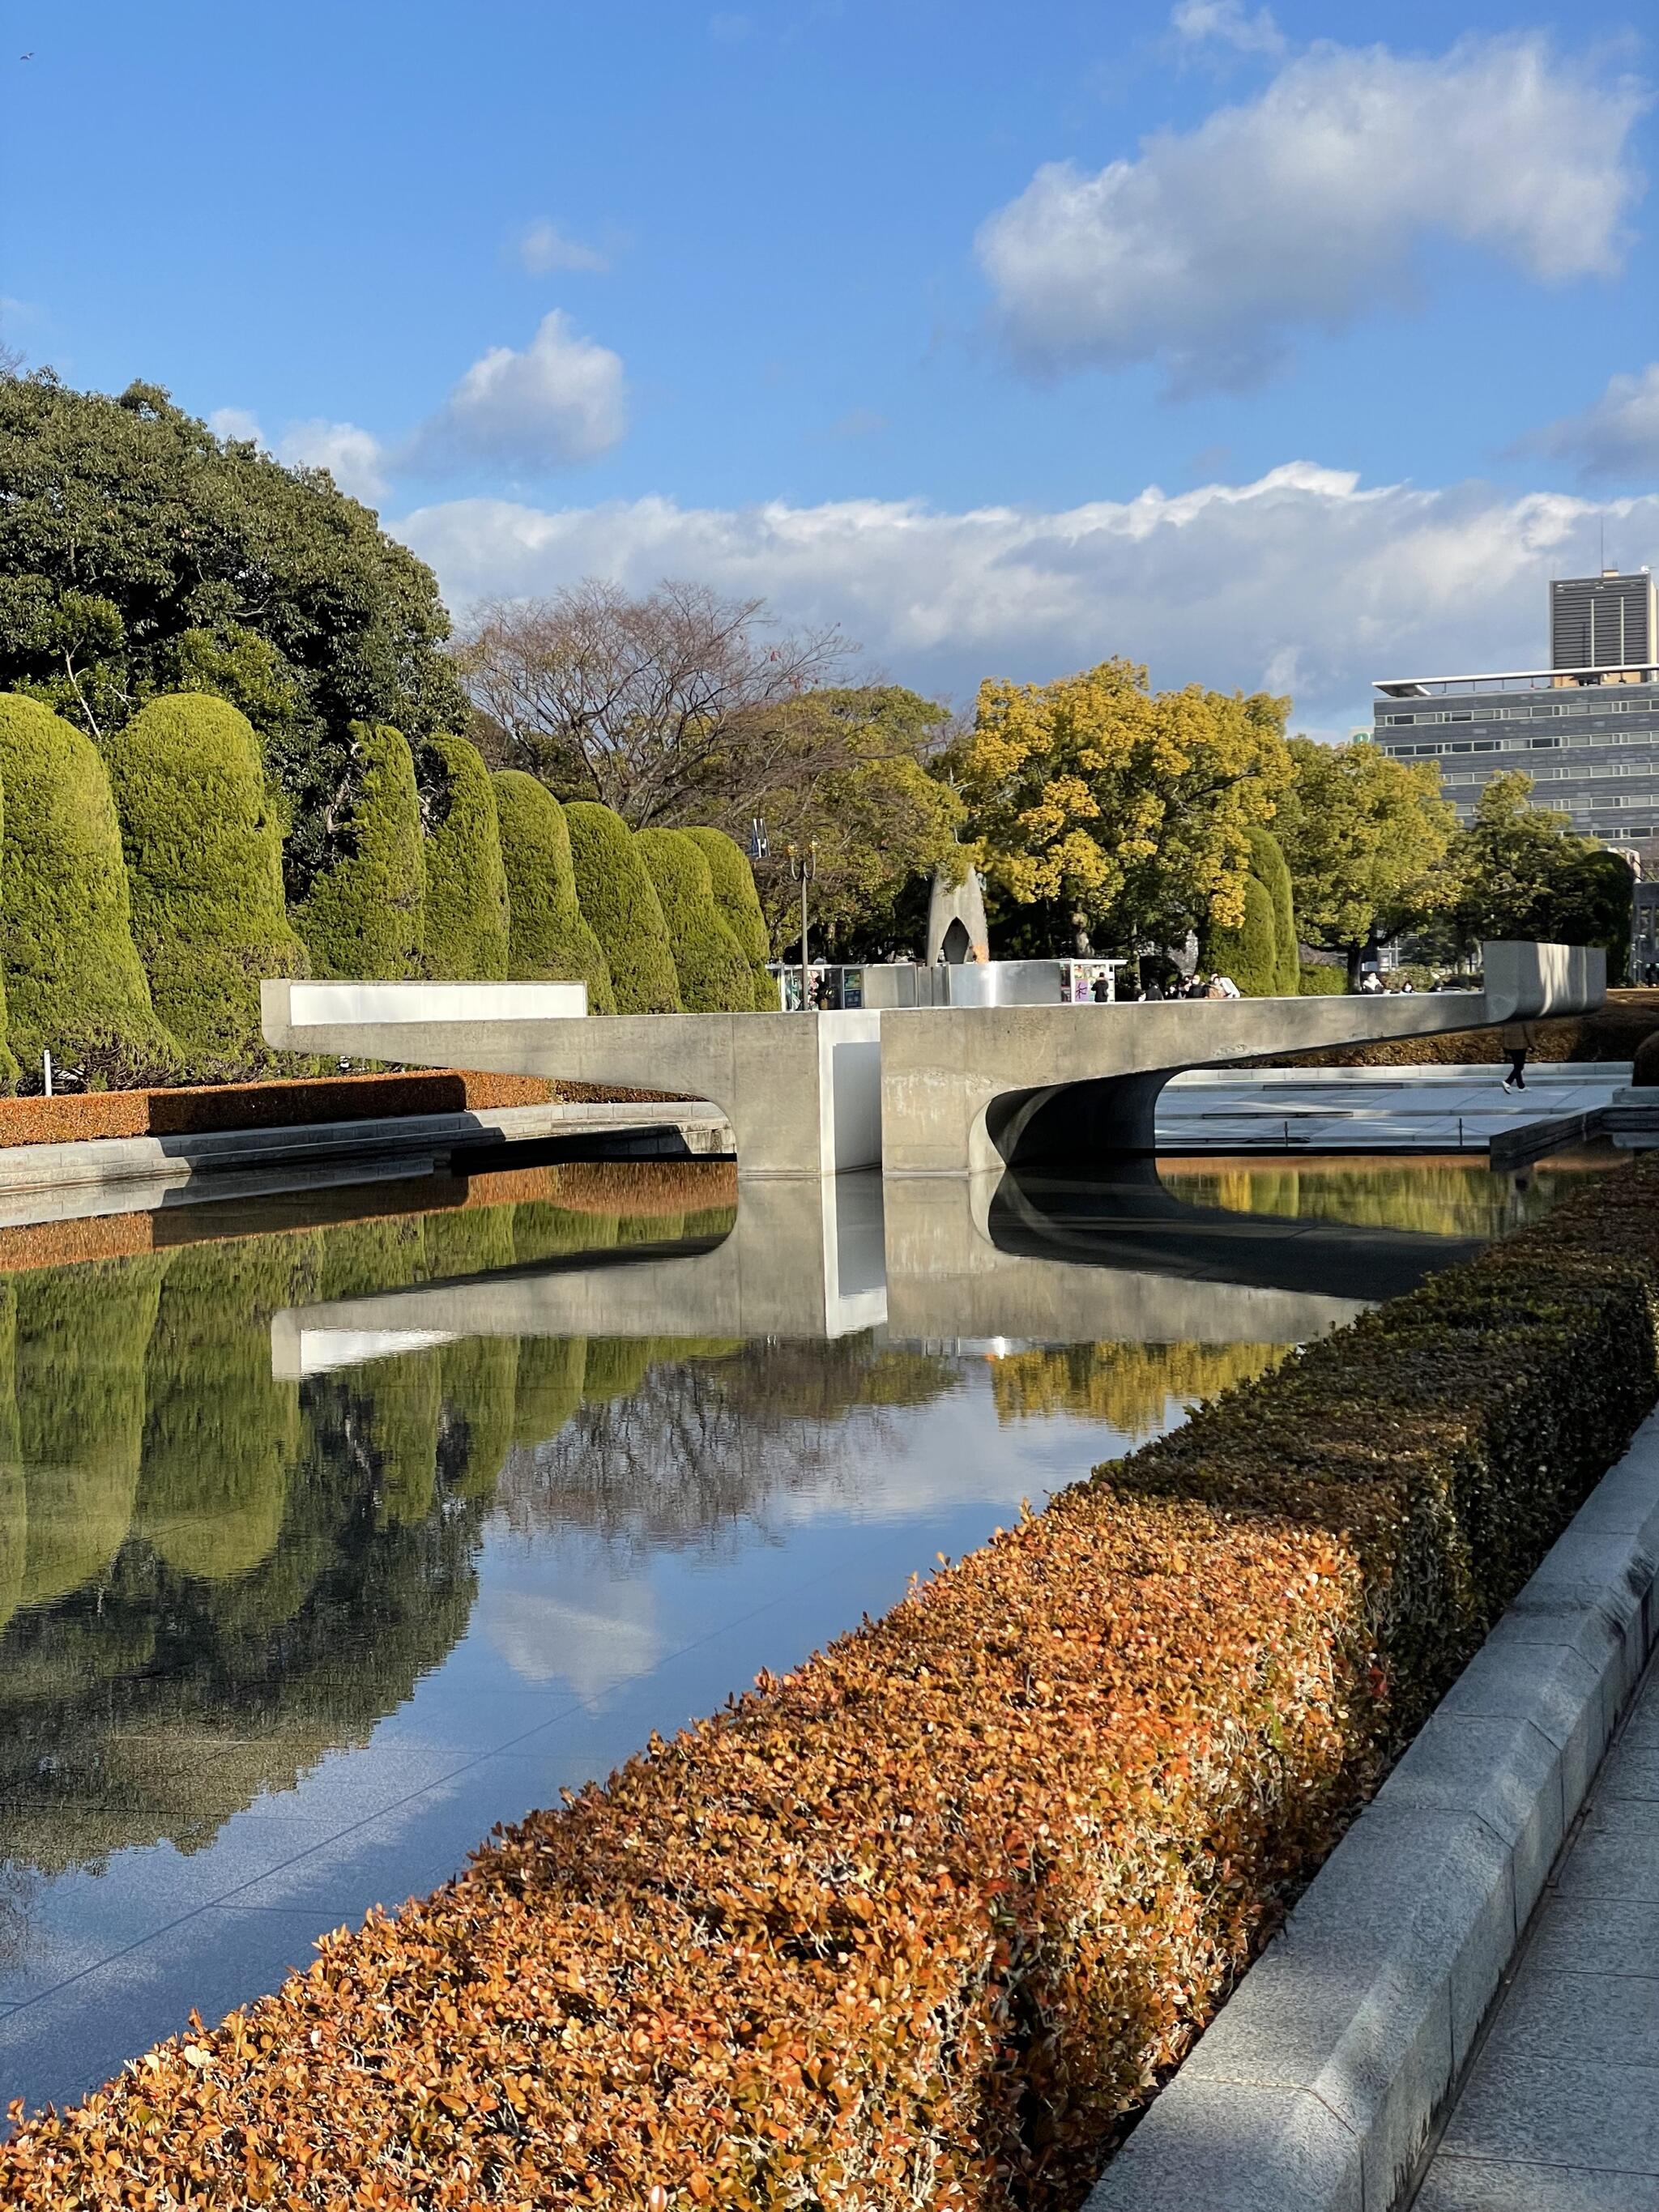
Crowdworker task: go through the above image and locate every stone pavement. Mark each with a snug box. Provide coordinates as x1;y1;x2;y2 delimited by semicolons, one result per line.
1410;1652;1659;2210
1157;1063;1631;1156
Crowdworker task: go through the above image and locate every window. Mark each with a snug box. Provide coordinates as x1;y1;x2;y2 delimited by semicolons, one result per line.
1382;712;1417;725
1531;704;1563;718
1529;736;1562;748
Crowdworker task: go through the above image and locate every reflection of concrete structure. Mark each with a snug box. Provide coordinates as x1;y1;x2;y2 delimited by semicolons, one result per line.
275;1157;1498;1379
263;941;1603;1181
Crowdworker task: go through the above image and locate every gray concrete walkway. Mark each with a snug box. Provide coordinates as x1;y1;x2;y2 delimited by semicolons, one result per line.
1411;1652;1659;2209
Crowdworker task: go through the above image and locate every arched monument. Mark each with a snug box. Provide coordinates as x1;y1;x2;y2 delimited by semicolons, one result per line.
925;863;990;965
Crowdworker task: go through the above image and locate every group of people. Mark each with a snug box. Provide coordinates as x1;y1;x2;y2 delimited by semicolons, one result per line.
1358;971;1418;995
1103;970;1240;1002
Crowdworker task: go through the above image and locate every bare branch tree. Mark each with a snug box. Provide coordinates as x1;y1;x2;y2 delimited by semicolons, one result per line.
454;578;855;825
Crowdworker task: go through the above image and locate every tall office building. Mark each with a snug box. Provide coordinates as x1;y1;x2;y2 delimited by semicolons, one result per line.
1373;568;1659;843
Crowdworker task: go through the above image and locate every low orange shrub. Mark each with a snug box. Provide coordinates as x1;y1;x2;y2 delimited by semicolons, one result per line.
2;1161;1657;2207
0;1070;567;1148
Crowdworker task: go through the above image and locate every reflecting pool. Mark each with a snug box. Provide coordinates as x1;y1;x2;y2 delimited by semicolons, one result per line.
0;1149;1611;2117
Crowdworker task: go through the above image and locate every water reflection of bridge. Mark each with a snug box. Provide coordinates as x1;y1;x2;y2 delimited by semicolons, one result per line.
272;1161;1502;1379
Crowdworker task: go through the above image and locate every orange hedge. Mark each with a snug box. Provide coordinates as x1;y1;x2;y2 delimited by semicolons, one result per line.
2;1161;1657;2208
0;1071;566;1147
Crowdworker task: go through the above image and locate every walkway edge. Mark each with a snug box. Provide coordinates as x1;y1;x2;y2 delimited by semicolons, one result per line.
1084;1409;1659;2212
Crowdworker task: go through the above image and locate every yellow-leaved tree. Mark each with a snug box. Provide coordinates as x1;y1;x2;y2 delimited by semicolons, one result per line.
955;659;1293;953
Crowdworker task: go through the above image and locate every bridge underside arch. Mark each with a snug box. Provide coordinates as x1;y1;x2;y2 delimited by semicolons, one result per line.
983;1069;1172;1171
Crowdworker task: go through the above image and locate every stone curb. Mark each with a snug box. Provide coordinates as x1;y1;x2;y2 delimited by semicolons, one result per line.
1084;1411;1659;2212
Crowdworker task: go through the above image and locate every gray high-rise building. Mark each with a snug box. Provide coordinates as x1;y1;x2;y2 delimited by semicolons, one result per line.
1372;568;1659;843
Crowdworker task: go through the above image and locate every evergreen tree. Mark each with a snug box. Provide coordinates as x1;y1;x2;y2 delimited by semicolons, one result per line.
105;692;308;1065
0;694;173;1078
415;733;510;981
564;802;682;1013
634;828;755;1011
493;770;615;1011
1246;825;1300;994
289;722;424;980
684;826;775;1008
1204;872;1278;995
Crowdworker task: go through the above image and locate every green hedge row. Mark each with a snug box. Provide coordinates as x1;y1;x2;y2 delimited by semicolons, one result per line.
0;691;774;1089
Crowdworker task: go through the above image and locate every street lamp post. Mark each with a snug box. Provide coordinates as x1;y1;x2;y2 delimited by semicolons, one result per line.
788;840;817;1012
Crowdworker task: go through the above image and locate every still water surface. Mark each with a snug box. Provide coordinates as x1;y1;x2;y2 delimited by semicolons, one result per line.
0;1150;1609;2116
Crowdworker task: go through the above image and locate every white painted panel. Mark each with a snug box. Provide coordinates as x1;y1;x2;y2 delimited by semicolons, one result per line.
287;981;587;1025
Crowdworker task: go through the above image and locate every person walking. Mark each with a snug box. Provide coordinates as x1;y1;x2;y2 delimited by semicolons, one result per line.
1143;974;1165;1002
1500;1019;1535;1092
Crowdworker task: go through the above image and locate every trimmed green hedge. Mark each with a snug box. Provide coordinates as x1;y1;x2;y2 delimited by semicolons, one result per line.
1205;871;1277;995
493;771;616;1013
0;772;18;1095
564;803;682;1014
684;826;776;1009
106;693;308;1065
634;827;755;1012
416;733;510;982
290;722;424;981
1298;964;1349;995
0;695;173;1080
1248;825;1299;995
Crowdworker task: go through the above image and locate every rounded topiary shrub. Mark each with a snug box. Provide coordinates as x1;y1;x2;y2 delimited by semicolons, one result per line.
105;692;308;1067
1247;825;1300;995
0;693;173;1080
684;827;775;1009
635;828;755;1013
416;734;510;982
493;771;615;1013
289;722;424;980
1205;873;1277;997
564;803;682;1014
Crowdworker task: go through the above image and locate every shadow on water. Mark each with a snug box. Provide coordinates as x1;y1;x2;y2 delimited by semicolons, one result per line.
0;1144;1616;2120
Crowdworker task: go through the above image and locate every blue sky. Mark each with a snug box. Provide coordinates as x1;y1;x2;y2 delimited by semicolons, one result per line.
4;0;1657;731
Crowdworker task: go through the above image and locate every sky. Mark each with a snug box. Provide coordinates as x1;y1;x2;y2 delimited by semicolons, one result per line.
2;0;1657;735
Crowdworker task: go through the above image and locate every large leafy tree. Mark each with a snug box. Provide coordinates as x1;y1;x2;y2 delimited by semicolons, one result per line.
731;687;966;959
1274;737;1456;981
1432;773;1633;976
0;373;467;900
954;659;1292;955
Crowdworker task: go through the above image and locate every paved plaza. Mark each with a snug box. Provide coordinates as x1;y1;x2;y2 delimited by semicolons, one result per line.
1412;1656;1659;2210
1158;1064;1631;1155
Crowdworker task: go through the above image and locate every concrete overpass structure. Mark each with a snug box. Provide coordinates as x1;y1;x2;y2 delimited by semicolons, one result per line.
262;941;1603;1182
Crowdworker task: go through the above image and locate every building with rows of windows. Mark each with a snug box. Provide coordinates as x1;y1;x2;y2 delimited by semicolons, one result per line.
1371;568;1659;847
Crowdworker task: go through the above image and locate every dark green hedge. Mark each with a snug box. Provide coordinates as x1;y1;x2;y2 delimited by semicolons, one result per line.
564;803;682;1015
1297;964;1349;995
493;771;616;1013
634;827;755;1012
0;694;173;1080
1247;825;1299;995
684;827;776;1009
416;733;510;982
106;693;308;1065
1205;871;1277;996
290;722;424;981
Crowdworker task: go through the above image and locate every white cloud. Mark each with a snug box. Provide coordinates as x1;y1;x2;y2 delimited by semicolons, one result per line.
1171;0;1285;57
1525;364;1659;479
207;406;262;445
518;218;610;275
276;418;390;503
393;463;1659;725
407;310;626;471
977;34;1648;390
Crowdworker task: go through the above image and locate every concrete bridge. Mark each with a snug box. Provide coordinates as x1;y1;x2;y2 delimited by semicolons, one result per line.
262;941;1603;1181
269;1160;1512;1381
